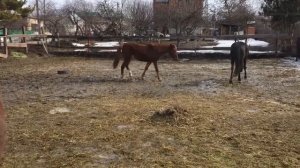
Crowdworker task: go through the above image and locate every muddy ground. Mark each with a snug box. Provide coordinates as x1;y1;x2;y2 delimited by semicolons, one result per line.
0;56;299;167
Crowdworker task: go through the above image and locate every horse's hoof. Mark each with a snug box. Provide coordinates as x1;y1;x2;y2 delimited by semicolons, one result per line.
229;80;233;84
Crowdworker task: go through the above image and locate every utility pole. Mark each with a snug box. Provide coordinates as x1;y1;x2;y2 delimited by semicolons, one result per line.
44;0;46;30
36;0;41;34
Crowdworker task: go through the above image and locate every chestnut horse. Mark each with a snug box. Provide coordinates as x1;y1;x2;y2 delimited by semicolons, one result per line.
113;43;178;81
0;99;5;158
229;41;249;84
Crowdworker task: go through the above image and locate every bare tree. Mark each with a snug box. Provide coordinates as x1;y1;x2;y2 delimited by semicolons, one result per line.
217;0;255;33
170;5;203;36
62;0;95;37
154;1;204;36
40;0;67;36
96;0;126;36
126;0;153;36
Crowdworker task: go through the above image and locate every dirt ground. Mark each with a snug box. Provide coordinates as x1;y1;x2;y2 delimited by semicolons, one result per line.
0;55;299;167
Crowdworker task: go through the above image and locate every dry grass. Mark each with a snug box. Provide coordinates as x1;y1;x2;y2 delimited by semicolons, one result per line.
0;56;299;167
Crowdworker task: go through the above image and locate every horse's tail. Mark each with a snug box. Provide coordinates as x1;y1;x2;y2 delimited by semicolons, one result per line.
113;47;122;69
233;43;245;76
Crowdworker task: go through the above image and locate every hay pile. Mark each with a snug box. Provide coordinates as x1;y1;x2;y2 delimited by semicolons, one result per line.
150;106;189;125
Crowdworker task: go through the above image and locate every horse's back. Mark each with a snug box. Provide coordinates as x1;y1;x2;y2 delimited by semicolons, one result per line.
122;43;158;62
231;42;248;58
122;43;146;54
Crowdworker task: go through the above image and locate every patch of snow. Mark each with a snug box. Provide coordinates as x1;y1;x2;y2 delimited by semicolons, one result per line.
94;41;120;47
178;50;230;54
247;38;270;47
247;109;259;113
97;49;118;52
116;125;134;130
265;100;285;106
142;142;152;147
97;153;119;164
72;43;85;47
207;38;270;48
250;51;274;54
117;125;127;129
178;50;274;54
281;57;300;70
49;107;71;114
74;48;88;52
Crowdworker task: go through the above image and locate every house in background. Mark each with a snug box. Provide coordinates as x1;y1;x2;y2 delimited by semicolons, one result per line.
218;21;256;36
0;17;44;34
23;17;44;32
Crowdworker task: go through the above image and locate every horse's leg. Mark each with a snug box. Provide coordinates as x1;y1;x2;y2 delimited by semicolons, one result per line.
121;62;126;79
121;55;131;79
153;61;161;81
238;56;242;82
121;60;129;79
244;57;247;79
229;59;234;84
125;65;133;78
141;62;151;79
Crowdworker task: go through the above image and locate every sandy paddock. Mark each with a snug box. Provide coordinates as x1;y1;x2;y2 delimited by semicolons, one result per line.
0;56;299;167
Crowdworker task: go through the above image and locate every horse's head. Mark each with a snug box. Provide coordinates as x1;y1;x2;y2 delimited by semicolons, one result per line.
169;44;179;61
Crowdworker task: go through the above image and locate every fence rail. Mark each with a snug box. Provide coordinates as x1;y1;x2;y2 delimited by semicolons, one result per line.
46;34;292;40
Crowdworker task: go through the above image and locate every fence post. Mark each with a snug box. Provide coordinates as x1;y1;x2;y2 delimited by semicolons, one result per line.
4;28;8;57
0;28;8;58
21;26;26;43
21;26;29;53
0;28;2;47
176;36;180;49
194;39;197;57
57;33;60;48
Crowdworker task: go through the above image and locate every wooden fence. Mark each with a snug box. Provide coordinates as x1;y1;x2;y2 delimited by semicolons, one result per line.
0;28;48;58
1;29;297;58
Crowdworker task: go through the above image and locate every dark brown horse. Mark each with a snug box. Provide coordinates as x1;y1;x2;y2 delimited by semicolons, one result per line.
113;43;179;81
229;41;249;84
